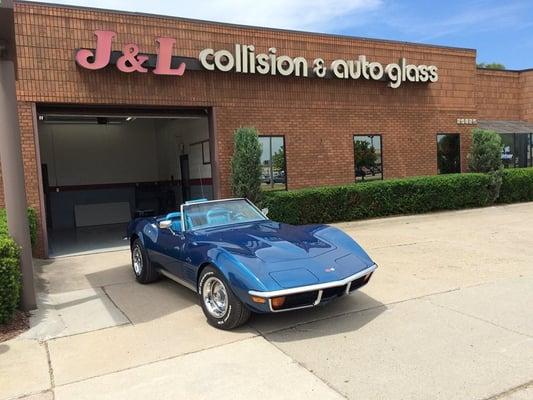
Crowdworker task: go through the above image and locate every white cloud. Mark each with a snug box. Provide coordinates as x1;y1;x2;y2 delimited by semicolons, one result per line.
34;0;383;31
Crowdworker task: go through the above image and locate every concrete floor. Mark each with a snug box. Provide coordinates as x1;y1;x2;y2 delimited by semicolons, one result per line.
1;202;533;400
48;224;129;257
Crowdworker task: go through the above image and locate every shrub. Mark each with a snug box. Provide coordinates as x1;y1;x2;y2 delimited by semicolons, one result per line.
497;168;533;203
261;173;493;225
0;208;37;324
468;129;503;201
0;208;38;248
468;129;503;173
230;127;262;203
0;236;21;324
27;208;38;248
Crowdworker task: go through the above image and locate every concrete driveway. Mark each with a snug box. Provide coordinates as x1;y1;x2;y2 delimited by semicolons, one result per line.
1;203;532;400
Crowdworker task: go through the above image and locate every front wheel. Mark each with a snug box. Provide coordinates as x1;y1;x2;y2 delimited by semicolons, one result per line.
131;238;159;284
198;266;250;330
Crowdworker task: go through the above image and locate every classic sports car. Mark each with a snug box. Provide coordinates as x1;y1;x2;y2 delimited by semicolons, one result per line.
127;198;377;329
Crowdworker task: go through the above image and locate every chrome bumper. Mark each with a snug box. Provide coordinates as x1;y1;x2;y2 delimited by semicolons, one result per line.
249;264;377;313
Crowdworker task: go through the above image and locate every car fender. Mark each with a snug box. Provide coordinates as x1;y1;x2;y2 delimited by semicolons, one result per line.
204;247;272;305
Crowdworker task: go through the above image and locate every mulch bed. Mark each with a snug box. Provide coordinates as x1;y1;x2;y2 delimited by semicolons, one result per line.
0;310;30;343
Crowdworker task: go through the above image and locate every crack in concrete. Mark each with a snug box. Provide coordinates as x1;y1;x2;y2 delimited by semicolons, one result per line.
248;324;348;400
44;321;131;343
425;297;533;339
260;286;462;336
482;379;533;400
6;389;54;400
50;334;259;389
101;285;133;325
368;239;438;250
43;341;56;399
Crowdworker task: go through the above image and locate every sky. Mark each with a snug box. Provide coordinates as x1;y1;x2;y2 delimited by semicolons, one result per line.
36;0;533;70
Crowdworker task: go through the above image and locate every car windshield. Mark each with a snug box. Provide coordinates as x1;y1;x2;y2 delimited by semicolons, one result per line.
183;199;267;230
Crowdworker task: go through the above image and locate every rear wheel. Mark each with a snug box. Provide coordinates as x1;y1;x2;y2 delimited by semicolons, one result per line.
131;238;159;284
198;266;250;330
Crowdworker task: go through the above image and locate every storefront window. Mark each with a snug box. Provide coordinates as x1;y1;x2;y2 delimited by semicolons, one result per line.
501;133;532;168
354;135;383;181
437;134;461;174
259;136;286;191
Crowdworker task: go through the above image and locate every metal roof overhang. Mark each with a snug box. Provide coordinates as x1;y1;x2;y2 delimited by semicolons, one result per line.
478;120;533;134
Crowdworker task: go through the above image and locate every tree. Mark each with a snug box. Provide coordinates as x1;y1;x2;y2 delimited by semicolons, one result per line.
272;146;285;172
354;140;377;180
468;128;503;201
477;62;505;70
230;127;262;203
468;129;503;172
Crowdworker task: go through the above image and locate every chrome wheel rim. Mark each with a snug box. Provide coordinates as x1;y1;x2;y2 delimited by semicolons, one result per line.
132;246;143;276
202;277;228;318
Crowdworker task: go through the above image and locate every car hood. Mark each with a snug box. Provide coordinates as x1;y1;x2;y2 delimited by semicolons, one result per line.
193;221;336;262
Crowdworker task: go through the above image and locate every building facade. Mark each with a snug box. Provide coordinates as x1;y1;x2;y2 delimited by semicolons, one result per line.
0;1;532;257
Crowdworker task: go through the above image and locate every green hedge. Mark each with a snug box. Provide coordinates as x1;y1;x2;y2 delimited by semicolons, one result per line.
0;208;38;248
261;173;493;225
0;208;37;324
497;168;533;203
0;233;22;324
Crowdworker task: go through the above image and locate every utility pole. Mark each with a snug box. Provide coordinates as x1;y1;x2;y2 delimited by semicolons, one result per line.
0;0;37;310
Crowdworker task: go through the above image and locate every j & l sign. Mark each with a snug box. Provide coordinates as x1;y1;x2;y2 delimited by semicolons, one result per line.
76;30;439;88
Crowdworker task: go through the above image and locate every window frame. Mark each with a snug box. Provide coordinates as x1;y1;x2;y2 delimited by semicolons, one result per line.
259;134;288;191
436;133;461;174
353;134;383;182
189;139;211;165
500;132;533;168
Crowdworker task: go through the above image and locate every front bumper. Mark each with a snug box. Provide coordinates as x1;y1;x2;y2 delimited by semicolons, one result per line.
248;264;377;312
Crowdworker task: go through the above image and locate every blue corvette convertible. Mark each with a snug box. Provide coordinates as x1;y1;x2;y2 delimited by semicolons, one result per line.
127;198;377;329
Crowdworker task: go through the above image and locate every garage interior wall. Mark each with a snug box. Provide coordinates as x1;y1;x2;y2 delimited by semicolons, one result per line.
39;116;211;230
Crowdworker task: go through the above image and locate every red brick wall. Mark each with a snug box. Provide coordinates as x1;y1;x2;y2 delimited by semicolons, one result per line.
0;1;527;256
475;68;533;122
475;69;522;120
520;70;533;122
215;106;475;196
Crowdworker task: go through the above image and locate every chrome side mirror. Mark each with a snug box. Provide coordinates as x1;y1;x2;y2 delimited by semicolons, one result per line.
261;208;269;216
158;220;172;229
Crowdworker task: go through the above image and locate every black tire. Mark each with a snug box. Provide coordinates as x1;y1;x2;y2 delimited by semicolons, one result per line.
198;266;251;330
131;238;159;284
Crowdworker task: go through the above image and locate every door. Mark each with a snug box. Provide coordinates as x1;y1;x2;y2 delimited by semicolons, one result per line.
180;155;191;202
153;227;187;280
41;164;53;230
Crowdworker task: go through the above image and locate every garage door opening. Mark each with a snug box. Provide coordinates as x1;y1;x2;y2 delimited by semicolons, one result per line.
37;107;213;257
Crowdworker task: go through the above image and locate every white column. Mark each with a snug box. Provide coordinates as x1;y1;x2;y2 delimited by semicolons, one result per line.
0;60;36;310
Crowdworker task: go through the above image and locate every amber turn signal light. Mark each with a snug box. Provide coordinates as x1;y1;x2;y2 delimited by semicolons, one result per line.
271;296;286;309
251;295;267;304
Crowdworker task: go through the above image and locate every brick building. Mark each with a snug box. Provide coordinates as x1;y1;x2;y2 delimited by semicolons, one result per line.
0;1;532;258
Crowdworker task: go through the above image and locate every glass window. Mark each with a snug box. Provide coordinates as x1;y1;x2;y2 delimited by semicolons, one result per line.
183;199;266;230
437;134;461;174
501;133;532;168
259;136;286;191
201;140;210;164
354;135;383;181
529;134;533;167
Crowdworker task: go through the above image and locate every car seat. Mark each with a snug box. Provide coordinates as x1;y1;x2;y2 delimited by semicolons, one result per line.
206;208;230;226
165;212;182;231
